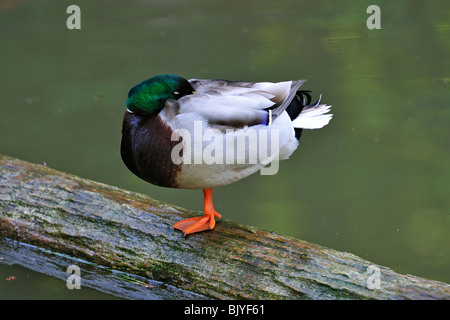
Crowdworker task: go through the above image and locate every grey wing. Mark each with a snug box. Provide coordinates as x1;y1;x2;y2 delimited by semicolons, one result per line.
177;78;307;130
189;78;307;114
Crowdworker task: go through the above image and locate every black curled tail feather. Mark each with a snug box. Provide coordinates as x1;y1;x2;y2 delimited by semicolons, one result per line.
285;90;319;140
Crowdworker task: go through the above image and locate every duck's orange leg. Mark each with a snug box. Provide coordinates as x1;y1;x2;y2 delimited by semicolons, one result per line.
173;189;221;235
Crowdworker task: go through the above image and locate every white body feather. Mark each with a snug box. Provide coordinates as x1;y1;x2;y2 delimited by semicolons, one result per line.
160;79;332;189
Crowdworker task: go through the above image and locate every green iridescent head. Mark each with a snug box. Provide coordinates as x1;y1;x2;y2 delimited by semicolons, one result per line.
126;74;194;115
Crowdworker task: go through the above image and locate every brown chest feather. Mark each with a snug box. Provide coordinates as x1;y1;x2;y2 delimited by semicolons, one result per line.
121;112;182;188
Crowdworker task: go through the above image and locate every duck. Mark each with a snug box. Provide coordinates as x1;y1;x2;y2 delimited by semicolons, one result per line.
121;74;332;235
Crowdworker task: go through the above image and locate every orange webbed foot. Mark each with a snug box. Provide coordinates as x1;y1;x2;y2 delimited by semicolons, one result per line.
173;189;221;236
173;214;215;235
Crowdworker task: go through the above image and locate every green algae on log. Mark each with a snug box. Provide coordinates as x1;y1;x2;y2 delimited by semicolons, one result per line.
0;154;449;299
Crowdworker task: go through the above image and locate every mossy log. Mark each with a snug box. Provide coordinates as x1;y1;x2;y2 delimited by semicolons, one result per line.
0;154;449;299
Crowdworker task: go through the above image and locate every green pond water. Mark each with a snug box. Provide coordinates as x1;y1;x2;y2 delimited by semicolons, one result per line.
0;0;449;299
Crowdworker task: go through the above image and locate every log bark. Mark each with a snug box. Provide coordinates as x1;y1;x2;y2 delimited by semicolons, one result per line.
0;154;449;300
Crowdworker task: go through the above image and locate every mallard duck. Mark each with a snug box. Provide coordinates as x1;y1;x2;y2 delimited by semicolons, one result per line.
121;74;332;235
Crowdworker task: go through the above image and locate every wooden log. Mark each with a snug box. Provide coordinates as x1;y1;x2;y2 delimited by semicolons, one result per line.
0;154;449;299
